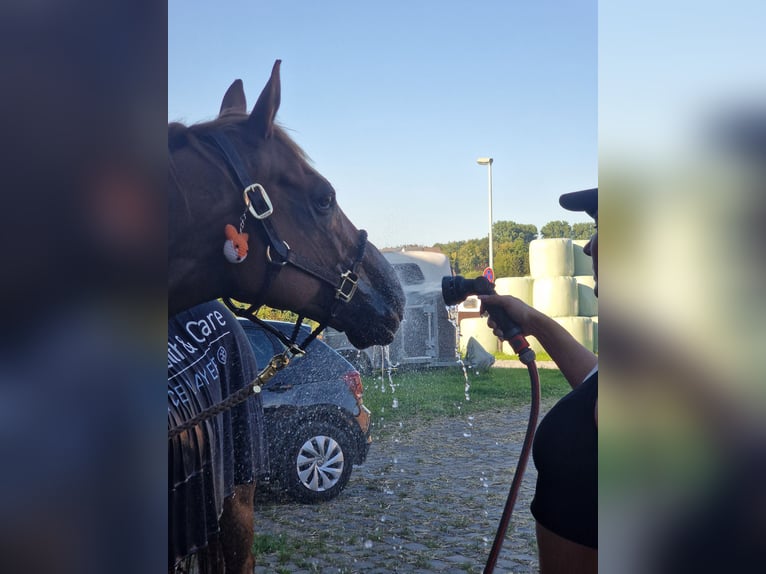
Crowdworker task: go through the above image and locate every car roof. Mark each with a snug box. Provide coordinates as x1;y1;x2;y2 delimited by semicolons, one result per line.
237;317;312;334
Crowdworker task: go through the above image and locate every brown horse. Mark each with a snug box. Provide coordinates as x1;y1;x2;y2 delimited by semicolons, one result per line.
168;61;405;572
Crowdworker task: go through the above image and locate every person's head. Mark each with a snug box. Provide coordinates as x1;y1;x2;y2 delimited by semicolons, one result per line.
559;187;598;297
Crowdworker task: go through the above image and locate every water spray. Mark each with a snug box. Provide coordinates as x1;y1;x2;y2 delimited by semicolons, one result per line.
441;275;541;574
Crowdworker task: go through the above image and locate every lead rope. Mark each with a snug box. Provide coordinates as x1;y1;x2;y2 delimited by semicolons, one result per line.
168;350;294;440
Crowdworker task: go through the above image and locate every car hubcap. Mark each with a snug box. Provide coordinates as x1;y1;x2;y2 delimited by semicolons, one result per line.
296;435;344;491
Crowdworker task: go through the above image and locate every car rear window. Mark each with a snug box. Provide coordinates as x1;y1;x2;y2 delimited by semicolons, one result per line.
392;263;425;285
244;328;280;366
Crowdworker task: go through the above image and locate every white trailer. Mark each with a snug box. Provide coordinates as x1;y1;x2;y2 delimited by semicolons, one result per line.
323;250;459;372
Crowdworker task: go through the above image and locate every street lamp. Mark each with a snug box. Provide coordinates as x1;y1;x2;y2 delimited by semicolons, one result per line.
476;157;494;270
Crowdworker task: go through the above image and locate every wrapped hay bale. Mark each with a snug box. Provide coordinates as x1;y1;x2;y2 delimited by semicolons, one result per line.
529;238;574;278
574;275;598;317
503;318;596;356
573;239;593;276
555;316;594;352
458;317;498;354
494;276;533;305
532;276;578;317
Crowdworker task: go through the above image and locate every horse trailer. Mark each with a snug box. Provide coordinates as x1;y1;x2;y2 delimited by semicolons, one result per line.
323;250;459;372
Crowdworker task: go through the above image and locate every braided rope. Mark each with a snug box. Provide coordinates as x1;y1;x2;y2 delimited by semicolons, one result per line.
168;353;289;440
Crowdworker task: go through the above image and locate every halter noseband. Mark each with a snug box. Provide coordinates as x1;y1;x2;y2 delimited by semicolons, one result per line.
204;129;367;352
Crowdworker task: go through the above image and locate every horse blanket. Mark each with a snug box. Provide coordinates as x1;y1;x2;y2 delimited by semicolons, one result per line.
167;301;268;569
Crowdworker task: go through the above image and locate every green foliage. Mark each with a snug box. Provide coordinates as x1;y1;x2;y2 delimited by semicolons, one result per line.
540;220;573;238
395;218;584;277
222;300;318;328
493;238;529;277
572;222;595;240
493;220;538;244
436;238;489;277
435;220;542;278
363;367;570;433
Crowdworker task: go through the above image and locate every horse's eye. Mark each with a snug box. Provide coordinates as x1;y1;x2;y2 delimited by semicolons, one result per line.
316;192;335;211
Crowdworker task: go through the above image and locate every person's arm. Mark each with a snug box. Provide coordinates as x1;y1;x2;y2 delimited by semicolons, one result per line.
478;293;597;389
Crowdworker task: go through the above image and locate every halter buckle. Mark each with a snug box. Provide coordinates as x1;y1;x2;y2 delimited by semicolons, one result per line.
336;270;359;302
244;184;273;219
266;241;290;266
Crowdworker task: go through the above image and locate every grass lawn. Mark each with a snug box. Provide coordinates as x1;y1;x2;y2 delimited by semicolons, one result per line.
361;365;570;433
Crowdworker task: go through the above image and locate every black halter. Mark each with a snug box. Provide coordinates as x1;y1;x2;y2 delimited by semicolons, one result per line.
204;129;367;352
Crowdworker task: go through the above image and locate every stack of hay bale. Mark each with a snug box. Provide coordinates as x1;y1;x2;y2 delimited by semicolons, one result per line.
457;238;598;356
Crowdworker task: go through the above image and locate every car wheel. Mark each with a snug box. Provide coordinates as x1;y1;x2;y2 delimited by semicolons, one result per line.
282;420;355;503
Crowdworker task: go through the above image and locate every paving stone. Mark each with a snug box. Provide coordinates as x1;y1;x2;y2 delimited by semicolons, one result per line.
253;402;555;573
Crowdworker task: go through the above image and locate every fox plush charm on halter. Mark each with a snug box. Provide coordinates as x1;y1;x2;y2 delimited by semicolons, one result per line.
223;223;249;263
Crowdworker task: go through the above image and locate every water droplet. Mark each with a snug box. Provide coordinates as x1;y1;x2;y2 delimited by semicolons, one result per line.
364;540;373;549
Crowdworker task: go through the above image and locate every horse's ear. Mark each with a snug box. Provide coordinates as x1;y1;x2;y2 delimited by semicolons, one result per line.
219;79;247;116
249;59;281;139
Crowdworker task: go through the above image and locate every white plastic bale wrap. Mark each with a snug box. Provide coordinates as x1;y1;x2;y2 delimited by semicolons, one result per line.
494;276;533;305
573;239;593;276
591;316;598;353
502;318;598;357
556;316;594;352
458;317;499;354
574;275;598;317
529;238;574;278
532;276;578;317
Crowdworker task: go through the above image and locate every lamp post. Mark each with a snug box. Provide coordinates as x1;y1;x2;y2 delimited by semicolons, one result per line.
476;157;494;270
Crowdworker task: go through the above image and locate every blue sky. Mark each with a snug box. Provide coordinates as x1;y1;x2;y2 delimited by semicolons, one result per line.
168;1;597;248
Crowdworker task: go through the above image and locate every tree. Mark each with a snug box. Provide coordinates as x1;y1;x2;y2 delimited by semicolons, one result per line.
430;219;581;277
572;222;595;240
493;221;538;244
540;220;573;238
493;239;530;277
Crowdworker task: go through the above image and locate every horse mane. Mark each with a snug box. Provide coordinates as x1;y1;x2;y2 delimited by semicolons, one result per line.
168;115;311;163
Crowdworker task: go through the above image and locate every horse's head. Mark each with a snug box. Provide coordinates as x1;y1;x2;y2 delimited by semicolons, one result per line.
169;61;404;348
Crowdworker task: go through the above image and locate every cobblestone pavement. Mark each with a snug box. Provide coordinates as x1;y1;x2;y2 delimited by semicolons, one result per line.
253;399;557;573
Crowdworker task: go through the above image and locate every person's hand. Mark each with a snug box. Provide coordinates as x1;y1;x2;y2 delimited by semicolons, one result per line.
477;294;537;340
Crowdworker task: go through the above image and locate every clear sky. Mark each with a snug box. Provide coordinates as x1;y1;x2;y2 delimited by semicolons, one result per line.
168;1;597;249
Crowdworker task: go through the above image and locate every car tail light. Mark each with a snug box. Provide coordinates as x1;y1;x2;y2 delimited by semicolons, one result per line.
343;371;363;401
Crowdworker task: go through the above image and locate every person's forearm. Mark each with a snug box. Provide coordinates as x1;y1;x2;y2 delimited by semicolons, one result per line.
527;312;597;389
